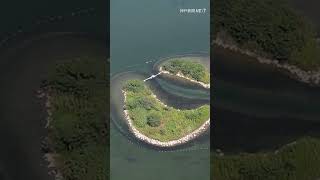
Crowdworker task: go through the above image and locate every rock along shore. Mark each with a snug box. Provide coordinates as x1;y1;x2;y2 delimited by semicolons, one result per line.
213;37;320;86
37;89;63;180
159;67;210;89
122;90;210;148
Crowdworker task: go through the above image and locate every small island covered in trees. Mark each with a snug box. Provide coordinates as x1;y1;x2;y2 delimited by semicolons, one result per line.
119;57;210;147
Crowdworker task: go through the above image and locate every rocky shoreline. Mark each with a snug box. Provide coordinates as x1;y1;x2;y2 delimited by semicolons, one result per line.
122;90;210;148
159;67;210;89
37;90;63;180
213;37;320;86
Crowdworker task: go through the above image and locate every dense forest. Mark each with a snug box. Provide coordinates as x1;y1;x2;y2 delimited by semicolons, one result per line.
212;0;320;69
212;137;320;180
42;57;108;180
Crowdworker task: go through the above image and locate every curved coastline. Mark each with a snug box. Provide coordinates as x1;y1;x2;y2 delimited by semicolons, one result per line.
6;33;106;179
155;56;210;89
0;32;103;180
213;37;320;86
159;67;210;89
37;90;63;180
122;90;210;147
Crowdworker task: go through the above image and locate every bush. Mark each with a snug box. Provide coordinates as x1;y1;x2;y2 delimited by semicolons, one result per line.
147;112;161;127
184;111;201;121
126;97;155;110
123;80;145;93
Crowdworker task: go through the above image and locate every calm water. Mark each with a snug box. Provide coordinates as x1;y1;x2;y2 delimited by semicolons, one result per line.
0;1;107;179
110;0;210;180
212;46;320;153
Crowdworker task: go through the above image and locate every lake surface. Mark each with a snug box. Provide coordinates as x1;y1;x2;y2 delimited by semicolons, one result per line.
110;0;210;180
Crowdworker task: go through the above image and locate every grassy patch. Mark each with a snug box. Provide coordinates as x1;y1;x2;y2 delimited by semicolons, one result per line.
162;58;210;84
124;79;210;142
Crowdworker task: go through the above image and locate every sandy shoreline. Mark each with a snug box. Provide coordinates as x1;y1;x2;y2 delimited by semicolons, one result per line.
213;36;320;86
159;67;210;89
122;90;210;148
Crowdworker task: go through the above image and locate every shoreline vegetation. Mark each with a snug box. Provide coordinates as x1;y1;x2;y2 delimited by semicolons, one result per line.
212;0;320;179
213;35;320;86
213;0;320;86
41;58;108;180
122;79;210;147
213;137;320;179
159;58;210;89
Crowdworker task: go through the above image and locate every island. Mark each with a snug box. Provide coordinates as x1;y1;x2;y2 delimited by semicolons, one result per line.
122;79;210;147
158;57;210;89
